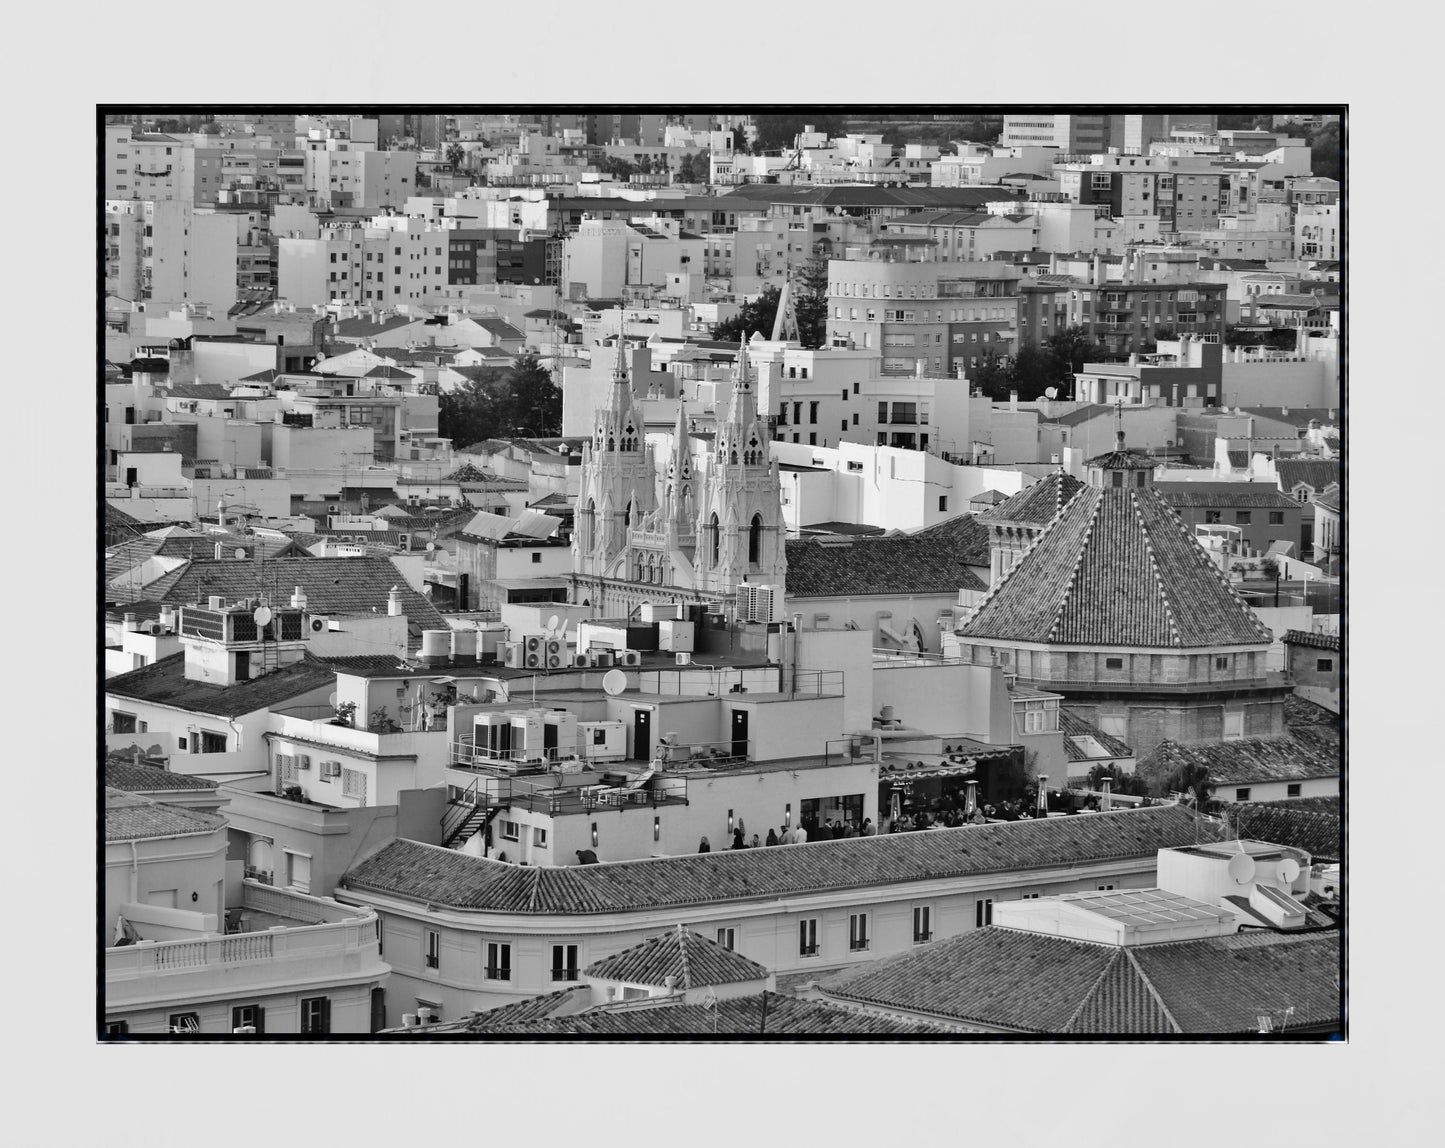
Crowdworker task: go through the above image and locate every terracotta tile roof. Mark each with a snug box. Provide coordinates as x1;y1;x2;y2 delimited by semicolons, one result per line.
334;314;416;338
585;927;769;989
785;533;987;598
1274;459;1339;493
1312;490;1339;513
1059;709;1134;761
106;653;337;718
1282;630;1340;651
1159;488;1302;510
363;365;415;379
419;991;949;1036
105;789;227;843
475;317;525;340
976;472;1085;527
164;383;237;400
960;488;1274;649
910;512;991;566
105;760;218;793
340;805;1223;915
139;557;448;637
1285;695;1336;728
1138;729;1340;790
821;926;1340;1033
1130;930;1340;1033
1223;804;1340;863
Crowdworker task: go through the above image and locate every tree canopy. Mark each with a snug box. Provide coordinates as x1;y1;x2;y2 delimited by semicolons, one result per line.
711;285;781;344
438;354;562;447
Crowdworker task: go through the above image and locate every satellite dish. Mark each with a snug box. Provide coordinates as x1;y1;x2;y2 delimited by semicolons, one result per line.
1278;858;1301;884
253;605;273;627
327;692;338;708
426;541;436;553
1226;852;1257;885
602;668;627;697
546;614;561;636
234;549;247;560
1044;387;1058;400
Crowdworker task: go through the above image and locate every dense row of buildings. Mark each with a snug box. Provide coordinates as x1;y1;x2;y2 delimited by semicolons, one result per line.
101;108;1342;1038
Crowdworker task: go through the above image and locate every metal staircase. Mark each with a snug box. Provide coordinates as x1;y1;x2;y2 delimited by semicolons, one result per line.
441;779;500;849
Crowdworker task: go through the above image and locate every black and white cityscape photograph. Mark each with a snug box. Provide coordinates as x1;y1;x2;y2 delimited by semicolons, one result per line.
95;102;1348;1047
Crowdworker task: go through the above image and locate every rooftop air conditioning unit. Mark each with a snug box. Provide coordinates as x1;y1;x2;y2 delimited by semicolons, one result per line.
327;504;341;513
545;639;564;669
147;621;166;636
297;754;312;771
572;653;591;668
617;650;641;667
592;650;614;668
309;616;328;633
675;652;691;666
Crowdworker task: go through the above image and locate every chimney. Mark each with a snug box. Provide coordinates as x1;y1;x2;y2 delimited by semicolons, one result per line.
290;586;308;610
1099;774;1113;812
123;612;138;631
209;596;225;610
1092;253;1103;285
1048;251;1058;275
214;542;224;560
388;585;404;616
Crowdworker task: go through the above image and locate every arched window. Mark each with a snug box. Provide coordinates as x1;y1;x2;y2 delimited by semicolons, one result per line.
709;513;720;566
730;450;738;465
582;499;595;549
624;500;633;528
749;513;763;565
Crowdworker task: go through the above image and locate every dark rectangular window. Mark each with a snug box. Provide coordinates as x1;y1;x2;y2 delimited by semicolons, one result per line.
486;942;512;981
300;997;330;1034
1235;788;1251;802
976;898;993;927
1316;658;1333;672
551;944;579;981
878;401;889;424
1287;784;1302;798
425;929;440;969
716;927;736;951
199;731;227;754
168;1012;200;1033
1204;510;1222;524
231;1004;265;1033
799;918;819;957
939;496;948;512
105;1021;129;1037
1216;657;1229;670
849;913;869;952
912;906;932;944
1269;511;1285;525
809;402;818;423
1105;657;1124;670
111;712;137;733
1235;511;1252;524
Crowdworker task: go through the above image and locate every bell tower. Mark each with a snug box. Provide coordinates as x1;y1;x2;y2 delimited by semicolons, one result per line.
694;334;787;595
573;338;657;582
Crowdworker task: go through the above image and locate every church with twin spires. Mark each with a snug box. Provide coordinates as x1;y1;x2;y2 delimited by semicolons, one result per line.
569;335;787;615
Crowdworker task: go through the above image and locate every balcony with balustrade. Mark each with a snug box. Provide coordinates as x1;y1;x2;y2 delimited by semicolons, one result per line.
105;881;386;1012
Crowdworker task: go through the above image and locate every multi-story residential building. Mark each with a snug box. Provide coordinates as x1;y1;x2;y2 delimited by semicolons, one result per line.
1001;115;1110;153
106;127;197;202
746;340;879;450
103;787;390;1035
105;199;239;310
881;211;1039;263
277;216;451;308
930;144;1058;187
1071;336;1224;407
446;227;546;287
825;260;1024;377
1108;114;1219;154
1063;280;1227;356
1295;203;1340;261
335;804;1221;1022
1155;484;1306;555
